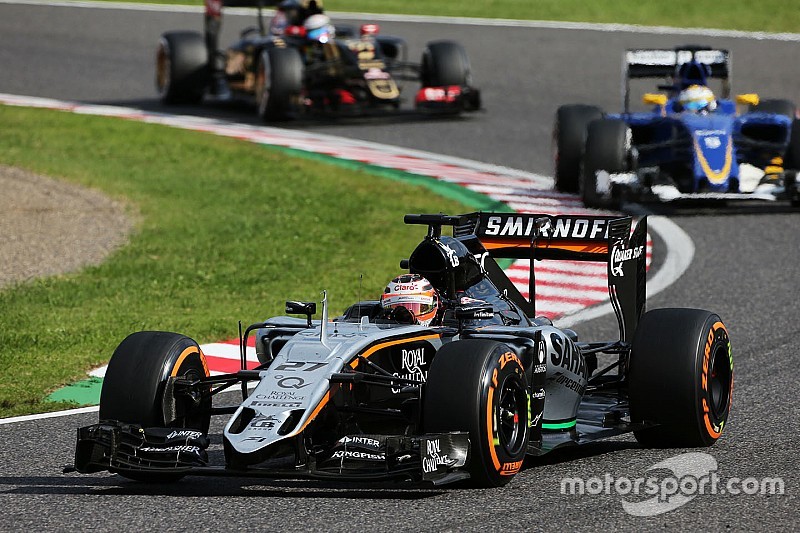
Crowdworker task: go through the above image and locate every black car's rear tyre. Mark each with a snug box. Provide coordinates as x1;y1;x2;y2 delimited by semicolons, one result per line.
749;98;797;119
553;105;603;193
155;31;208;105
629;309;733;448
582;118;629;209
255;47;304;122
424;340;529;487
99;331;211;481
421;41;471;87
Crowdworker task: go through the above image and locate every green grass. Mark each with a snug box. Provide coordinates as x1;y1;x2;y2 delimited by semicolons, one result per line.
106;0;800;34
0;105;476;418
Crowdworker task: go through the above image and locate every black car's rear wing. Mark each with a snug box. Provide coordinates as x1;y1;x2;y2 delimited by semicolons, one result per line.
446;212;647;342
624;46;731;112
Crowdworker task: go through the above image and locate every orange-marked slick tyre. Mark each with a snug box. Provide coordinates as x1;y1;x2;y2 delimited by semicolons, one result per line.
424;339;529;487
99;331;212;482
100;331;211;432
629;309;733;447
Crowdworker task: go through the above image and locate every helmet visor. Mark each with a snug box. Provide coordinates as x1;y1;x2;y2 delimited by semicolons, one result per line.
307;26;331;43
381;295;435;317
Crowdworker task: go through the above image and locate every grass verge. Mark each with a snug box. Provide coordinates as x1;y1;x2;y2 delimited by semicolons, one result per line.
0;104;475;418
98;0;800;34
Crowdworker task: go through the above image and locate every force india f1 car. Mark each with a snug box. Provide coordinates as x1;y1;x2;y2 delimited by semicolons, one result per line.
553;46;800;208
155;2;480;121
72;212;733;488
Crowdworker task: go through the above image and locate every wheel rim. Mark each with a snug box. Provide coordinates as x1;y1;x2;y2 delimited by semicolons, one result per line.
707;342;732;420
168;364;209;430
256;54;271;116
155;42;171;96
496;374;528;457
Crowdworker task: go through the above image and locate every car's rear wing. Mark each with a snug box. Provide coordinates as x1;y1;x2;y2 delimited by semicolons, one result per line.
623;46;731;112
456;212;647;342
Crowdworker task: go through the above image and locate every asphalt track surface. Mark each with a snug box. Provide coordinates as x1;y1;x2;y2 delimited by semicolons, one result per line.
1;3;798;530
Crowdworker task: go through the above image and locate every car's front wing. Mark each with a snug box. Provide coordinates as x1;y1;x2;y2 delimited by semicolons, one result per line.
72;421;471;485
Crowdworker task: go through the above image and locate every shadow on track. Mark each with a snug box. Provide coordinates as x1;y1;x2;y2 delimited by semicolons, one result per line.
1;474;446;499
523;440;641;470
88;98;477;131
3;441;639;497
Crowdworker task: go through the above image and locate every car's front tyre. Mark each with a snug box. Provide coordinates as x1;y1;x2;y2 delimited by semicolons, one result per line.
99;331;211;481
423;339;529;487
255;46;304;122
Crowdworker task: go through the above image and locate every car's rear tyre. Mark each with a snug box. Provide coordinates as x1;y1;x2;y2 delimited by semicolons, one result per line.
421;41;471;87
553;105;603;193
424;340;529;487
783;118;800;167
155;31;208;105
749;98;797;119
629;309;733;448
255;47;304;122
582;118;628;209
99;331;211;481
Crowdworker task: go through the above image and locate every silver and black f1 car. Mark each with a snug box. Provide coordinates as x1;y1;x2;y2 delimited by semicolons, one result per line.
155;2;480;120
553;45;800;208
72;212;733;487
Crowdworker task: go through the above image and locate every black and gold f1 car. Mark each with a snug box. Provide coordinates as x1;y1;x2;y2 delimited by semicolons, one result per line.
71;212;732;487
155;2;480;120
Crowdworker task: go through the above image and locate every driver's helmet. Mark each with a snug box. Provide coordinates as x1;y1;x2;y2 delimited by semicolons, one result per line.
380;274;440;326
304;13;334;43
269;0;303;35
678;84;717;114
281;0;304;25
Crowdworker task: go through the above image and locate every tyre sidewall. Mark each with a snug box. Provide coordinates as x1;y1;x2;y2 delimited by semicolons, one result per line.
473;346;529;484
424;339;529;487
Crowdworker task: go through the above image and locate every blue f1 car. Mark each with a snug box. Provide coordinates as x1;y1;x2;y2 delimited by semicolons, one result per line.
553;46;800;208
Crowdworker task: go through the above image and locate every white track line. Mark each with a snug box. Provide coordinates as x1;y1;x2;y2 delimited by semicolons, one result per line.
1;405;99;424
